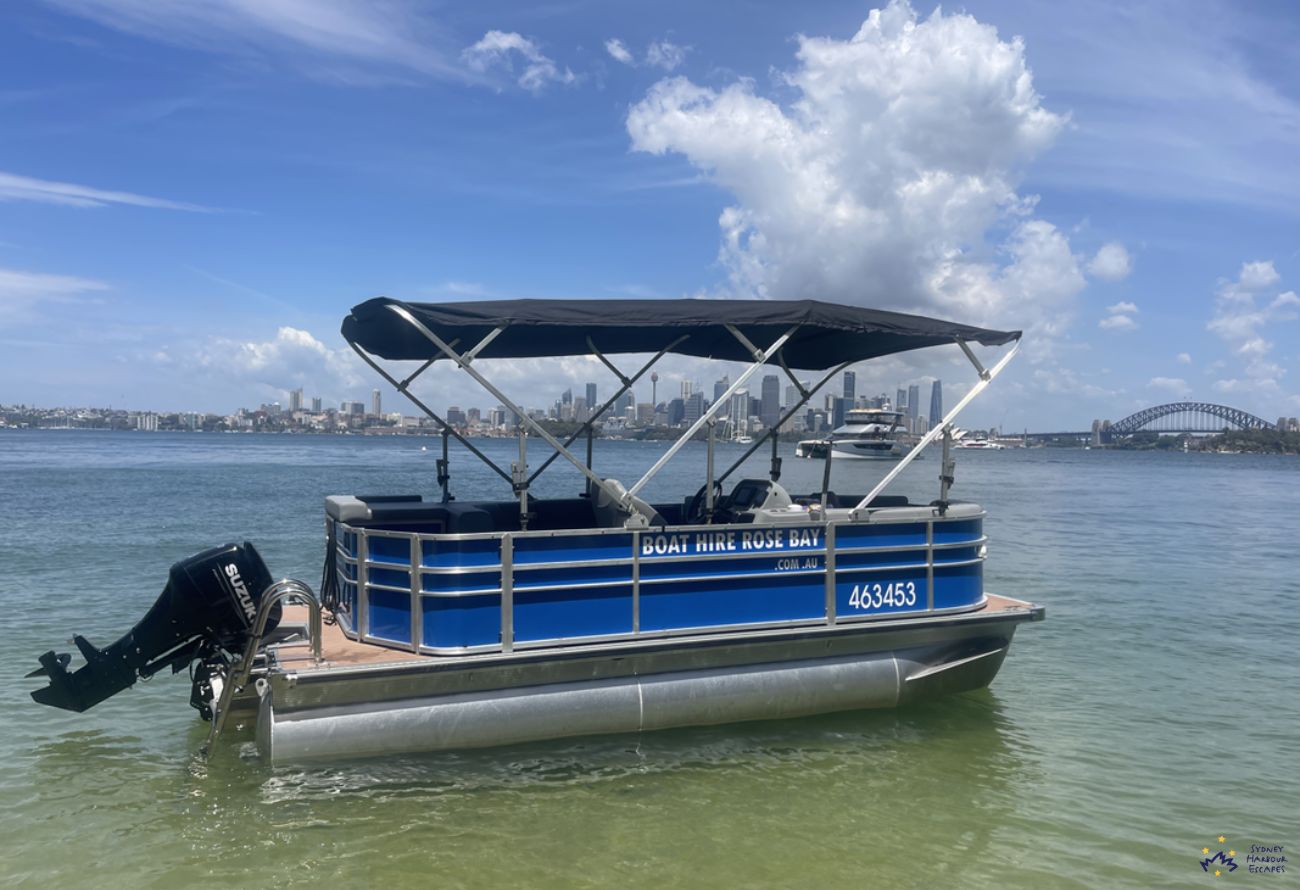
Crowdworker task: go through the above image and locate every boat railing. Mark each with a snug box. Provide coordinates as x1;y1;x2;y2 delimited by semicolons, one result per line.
201;578;322;757
330;506;988;657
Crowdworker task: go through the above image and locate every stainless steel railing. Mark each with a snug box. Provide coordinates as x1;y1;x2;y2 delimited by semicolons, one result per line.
200;578;322;757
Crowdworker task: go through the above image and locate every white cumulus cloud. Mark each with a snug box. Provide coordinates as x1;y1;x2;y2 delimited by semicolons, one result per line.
188;326;363;401
645;40;687;71
1099;300;1138;331
462;30;575;93
1099;313;1137;331
605;38;634;65
1207;260;1297;399
1087;242;1132;281
625;0;1077;352
1148;376;1191;397
1176;352;1192;364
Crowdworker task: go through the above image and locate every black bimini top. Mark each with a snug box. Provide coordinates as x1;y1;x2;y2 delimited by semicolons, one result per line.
342;297;1020;370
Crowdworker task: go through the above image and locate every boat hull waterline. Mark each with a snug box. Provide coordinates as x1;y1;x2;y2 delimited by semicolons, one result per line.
254;595;1038;763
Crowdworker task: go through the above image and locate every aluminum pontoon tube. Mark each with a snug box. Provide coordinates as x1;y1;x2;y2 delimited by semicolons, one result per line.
256;642;1012;764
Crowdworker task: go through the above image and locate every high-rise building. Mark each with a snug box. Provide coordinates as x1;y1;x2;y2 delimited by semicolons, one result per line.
561;387;573;405
895;388;906;413
586;383;598;413
730;389;750;435
467;407;481;424
929;380;943;428
760;374;780;430
680;380;692;401
684;392;705;425
310;396;322;413
713;376;731;416
907;385;920;420
667;398;685;426
831;397;847;430
371;389;382;418
446;406;467;426
289;388;303;412
843;370;856;402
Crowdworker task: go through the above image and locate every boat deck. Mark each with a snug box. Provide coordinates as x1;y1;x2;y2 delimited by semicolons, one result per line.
272;593;1036;671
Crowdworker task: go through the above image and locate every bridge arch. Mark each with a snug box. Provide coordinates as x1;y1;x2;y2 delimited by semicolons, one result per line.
1109;402;1274;435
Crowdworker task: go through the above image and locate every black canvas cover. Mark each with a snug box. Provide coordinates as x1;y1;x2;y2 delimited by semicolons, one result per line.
342;297;1020;370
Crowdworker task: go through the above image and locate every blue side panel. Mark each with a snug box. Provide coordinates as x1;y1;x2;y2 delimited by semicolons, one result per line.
933;562;983;610
367;588;412;643
836;522;929;548
514;585;633;642
514;563;633;590
640;573;824;631
834;567;927;617
368;535;411;566
368;567;411;589
932;518;982;544
422;571;502;595
834;549;927;570
514;533;633;564
932;546;981;565
421;594;500;648
422;537;501;568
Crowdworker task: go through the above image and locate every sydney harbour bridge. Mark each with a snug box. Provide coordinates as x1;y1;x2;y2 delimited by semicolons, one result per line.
1027;401;1281;443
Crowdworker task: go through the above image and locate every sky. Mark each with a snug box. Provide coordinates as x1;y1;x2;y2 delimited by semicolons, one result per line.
1;0;1297;431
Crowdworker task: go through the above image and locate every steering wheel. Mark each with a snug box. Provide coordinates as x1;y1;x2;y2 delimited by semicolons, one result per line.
686;481;724;524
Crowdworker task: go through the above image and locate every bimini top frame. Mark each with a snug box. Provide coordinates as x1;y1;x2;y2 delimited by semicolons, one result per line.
341;296;1021;523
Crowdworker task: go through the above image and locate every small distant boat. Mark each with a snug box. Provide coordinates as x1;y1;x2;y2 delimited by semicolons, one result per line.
796;407;913;460
955;437;1004;450
30;296;1040;764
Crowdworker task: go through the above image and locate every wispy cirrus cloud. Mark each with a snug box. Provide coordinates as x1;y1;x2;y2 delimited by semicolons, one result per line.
0;170;215;211
43;0;467;83
0;265;109;319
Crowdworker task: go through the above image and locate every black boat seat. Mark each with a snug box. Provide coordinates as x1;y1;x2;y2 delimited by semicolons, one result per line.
325;495;494;533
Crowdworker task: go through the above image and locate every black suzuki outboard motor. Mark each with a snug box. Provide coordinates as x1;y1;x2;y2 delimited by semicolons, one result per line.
29;542;279;714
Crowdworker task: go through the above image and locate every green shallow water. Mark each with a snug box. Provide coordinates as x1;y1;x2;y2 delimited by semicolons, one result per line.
1;430;1296;888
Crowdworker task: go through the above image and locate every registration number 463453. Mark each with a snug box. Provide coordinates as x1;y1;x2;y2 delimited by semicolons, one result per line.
847;581;918;610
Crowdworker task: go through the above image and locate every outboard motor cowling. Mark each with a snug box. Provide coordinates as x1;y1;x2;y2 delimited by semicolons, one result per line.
29;542;279;713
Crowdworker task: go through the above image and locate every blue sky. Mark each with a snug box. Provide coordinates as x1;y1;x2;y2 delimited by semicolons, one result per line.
1;0;1297;430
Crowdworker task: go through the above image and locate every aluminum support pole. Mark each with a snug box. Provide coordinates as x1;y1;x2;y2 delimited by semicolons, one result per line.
852;339;1020;513
385;304;629;508
716;361;850;486
527;336;688;485
626;326;798;500
346;339;513;485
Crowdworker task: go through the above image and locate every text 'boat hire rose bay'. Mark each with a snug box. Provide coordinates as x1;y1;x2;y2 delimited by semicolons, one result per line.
28;297;1043;764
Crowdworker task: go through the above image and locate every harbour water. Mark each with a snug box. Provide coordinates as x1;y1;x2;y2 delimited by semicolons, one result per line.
1;430;1295;888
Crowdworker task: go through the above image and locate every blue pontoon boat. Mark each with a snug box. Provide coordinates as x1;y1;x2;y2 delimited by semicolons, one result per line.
29;297;1042;763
